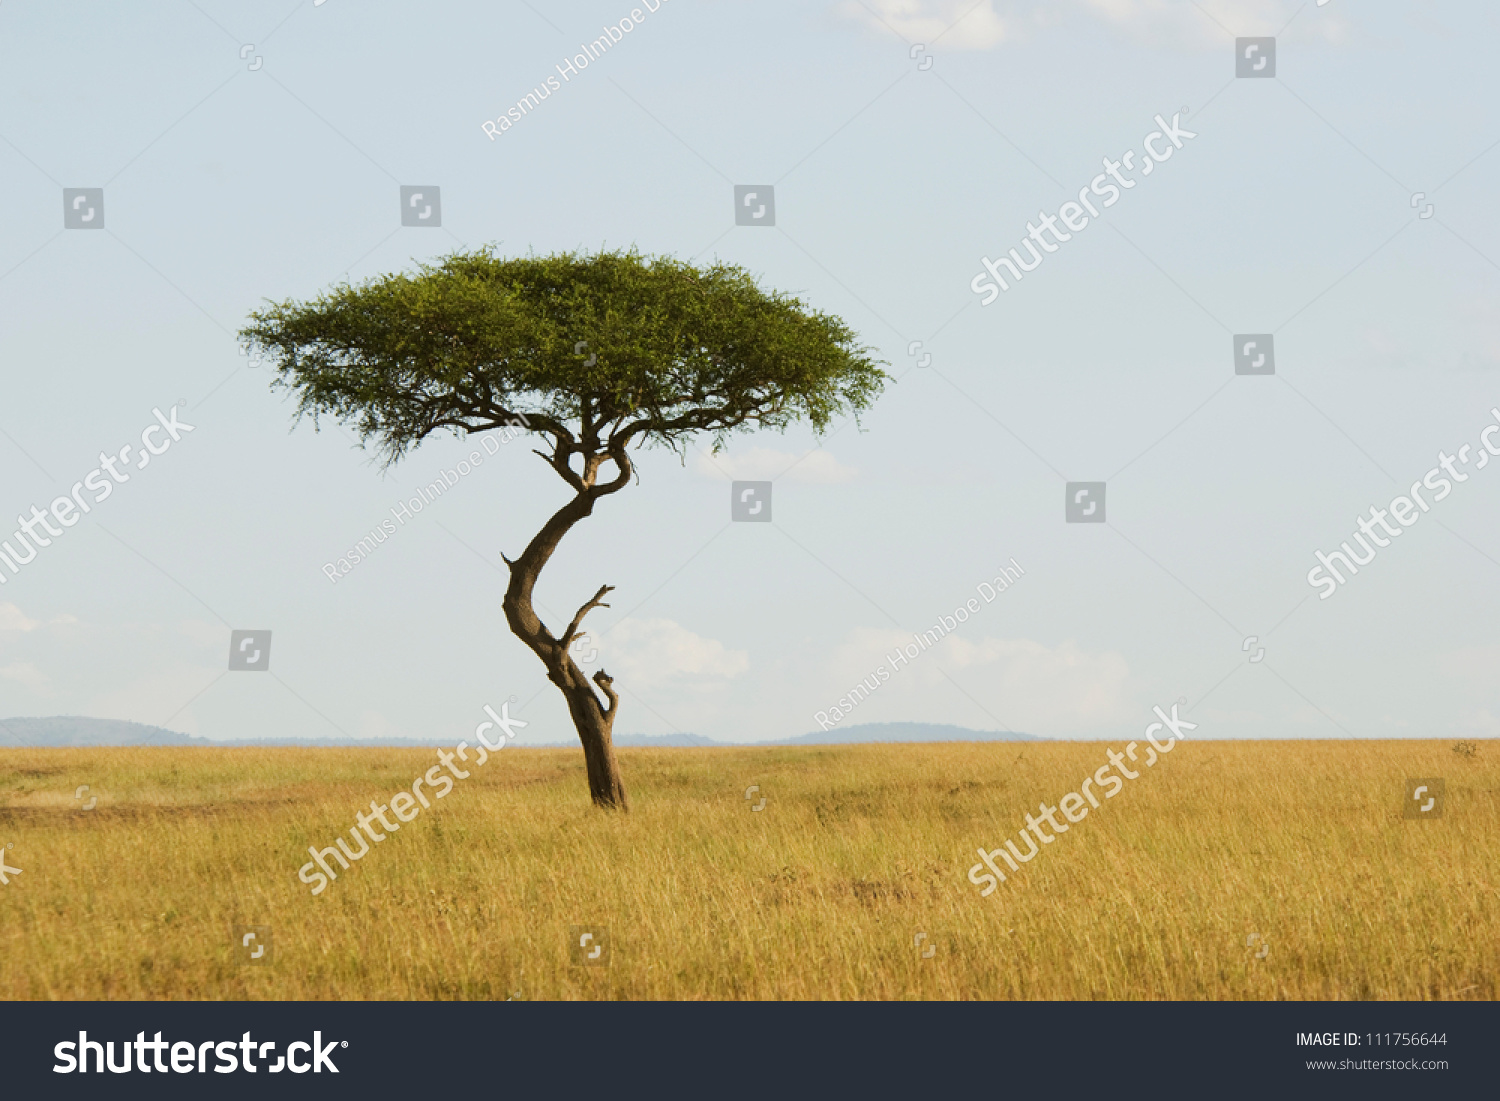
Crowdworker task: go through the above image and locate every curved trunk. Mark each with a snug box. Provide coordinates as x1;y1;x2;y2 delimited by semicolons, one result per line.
563;682;628;808
501;452;632;810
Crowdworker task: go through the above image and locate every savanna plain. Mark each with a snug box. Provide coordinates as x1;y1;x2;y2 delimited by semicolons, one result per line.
0;740;1493;1001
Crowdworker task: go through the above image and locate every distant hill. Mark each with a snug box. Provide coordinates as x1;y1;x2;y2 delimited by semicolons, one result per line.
774;721;1041;746
0;716;454;748
612;732;725;747
0;716;200;747
0;716;1041;748
606;723;1042;747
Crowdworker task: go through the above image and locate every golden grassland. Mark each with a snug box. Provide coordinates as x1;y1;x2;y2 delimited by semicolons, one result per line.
0;739;1494;1000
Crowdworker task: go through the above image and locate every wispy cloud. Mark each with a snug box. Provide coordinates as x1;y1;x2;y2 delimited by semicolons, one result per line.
0;604;39;633
0;602;77;633
694;446;858;483
836;0;1016;50
600;618;749;690
839;0;1349;52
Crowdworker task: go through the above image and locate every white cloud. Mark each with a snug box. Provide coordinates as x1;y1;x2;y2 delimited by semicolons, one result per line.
1079;0;1348;50
837;0;1014;50
839;0;1348;53
0;604;76;633
0;603;39;632
694;446;857;483
598;618;749;690
1078;0;1239;49
942;635;1132;726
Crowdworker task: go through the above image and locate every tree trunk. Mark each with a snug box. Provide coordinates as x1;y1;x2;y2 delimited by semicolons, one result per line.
501;454;632;810
563;680;629;809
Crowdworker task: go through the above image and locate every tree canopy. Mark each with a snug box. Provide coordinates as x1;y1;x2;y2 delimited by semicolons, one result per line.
241;248;887;474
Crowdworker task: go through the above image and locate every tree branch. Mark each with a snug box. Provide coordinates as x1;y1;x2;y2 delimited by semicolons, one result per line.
592;669;618;716
594;440;634;497
560;584;613;649
535;446;585;493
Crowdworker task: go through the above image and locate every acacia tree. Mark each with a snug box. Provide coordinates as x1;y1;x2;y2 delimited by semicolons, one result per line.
241;249;886;810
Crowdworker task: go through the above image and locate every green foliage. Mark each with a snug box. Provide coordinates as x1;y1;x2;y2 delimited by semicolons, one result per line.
240;248;888;463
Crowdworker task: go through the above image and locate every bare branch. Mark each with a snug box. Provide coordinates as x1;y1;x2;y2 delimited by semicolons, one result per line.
560;583;614;649
592;669;618;716
593;443;633;498
531;447;574;490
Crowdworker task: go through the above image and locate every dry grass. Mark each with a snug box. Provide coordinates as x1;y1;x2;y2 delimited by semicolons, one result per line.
0;740;1494;1000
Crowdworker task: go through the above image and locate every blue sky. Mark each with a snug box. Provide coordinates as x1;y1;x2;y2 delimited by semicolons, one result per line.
1;0;1497;743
